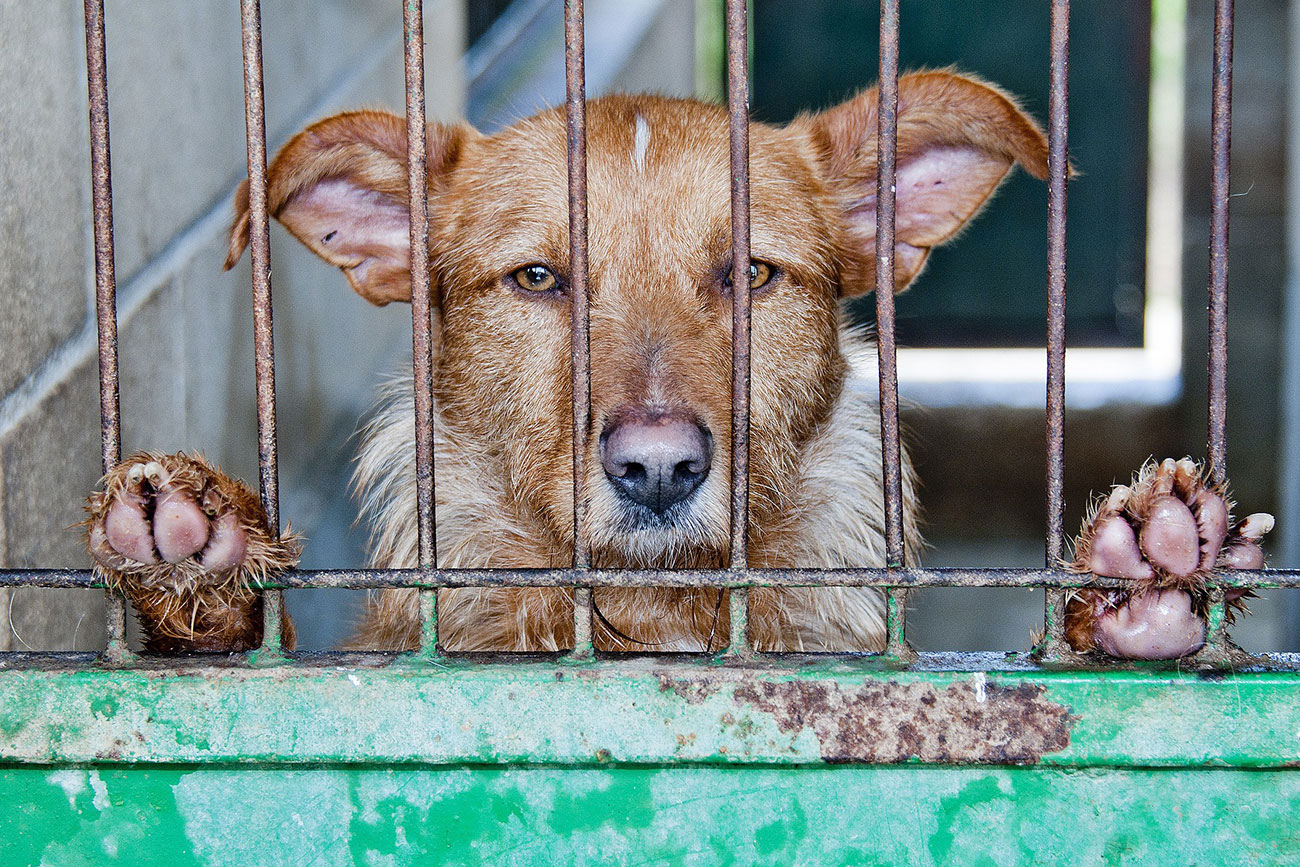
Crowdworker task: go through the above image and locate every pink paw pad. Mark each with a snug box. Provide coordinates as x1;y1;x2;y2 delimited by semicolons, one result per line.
90;457;249;573
1067;458;1273;659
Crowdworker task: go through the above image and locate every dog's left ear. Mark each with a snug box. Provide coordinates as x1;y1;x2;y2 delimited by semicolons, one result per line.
803;71;1050;295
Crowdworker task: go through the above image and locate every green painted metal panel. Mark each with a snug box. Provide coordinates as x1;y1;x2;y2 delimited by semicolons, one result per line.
2;659;1299;767
5;766;1298;866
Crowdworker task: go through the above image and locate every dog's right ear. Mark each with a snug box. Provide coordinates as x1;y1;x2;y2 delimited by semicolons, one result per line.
224;110;478;306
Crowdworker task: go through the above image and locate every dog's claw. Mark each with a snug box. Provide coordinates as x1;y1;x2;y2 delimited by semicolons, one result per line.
1065;457;1270;659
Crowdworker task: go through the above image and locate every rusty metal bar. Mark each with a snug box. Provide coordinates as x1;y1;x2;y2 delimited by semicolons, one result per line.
1207;0;1233;485
724;0;752;656
238;0;280;534
402;0;440;658
884;587;909;659
403;0;437;570
726;587;750;656
418;589;438;656
874;0;904;569
726;0;752;573
8;566;1300;591
239;0;283;651
564;0;594;656
83;0;130;662
1200;0;1235;657
1041;0;1071;657
84;0;119;475
565;0;591;570
1045;0;1069;566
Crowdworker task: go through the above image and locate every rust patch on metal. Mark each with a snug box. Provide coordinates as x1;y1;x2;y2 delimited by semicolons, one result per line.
733;678;1074;764
656;674;719;705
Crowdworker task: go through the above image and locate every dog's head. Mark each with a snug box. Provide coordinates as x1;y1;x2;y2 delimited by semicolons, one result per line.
227;72;1047;567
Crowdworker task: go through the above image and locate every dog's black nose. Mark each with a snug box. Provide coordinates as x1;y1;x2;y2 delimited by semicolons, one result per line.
601;412;712;514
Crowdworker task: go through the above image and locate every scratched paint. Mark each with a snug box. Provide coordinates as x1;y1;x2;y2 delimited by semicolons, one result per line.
6;767;1300;866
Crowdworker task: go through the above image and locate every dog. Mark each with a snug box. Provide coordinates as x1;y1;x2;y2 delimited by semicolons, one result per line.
84;71;1270;658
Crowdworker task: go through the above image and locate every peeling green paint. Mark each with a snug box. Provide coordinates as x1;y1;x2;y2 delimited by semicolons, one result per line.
5;767;1300;866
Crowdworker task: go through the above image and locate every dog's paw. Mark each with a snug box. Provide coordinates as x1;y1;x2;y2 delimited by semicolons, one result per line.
85;452;300;651
1064;457;1272;659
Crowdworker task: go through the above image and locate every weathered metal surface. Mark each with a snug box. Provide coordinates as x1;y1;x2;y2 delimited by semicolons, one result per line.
402;0;437;571
726;0;752;574
82;0;131;662
1206;0;1234;484
2;660;1298;767
732;679;1071;764
564;0;592;572
9;566;1300;590
6;766;1299;865
875;0;905;570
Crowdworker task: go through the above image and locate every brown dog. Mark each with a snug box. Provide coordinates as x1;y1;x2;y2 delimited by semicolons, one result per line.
84;72;1269;657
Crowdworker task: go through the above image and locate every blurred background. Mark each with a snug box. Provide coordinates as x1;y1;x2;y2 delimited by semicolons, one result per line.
0;0;1294;653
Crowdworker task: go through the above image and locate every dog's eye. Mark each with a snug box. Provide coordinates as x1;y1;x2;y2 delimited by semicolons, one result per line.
512;265;558;293
724;261;775;291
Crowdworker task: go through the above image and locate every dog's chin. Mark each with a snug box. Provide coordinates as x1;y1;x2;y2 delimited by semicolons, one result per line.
586;497;730;568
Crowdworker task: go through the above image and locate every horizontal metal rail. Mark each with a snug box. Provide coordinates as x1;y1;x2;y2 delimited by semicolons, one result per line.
3;567;1297;591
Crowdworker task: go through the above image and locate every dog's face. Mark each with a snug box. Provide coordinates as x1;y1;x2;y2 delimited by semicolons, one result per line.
227;73;1048;567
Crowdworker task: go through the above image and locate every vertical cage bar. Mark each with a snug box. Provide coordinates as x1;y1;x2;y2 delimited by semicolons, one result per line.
402;0;440;657
84;0;120;476
1207;0;1233;486
239;0;283;650
564;0;594;656
1043;0;1071;651
1201;0;1235;657
874;0;904;569
83;0;129;661
1045;0;1069;565
403;0;437;570
726;587;750;656
418;589;439;657
726;0;752;570
884;587;909;658
724;0;752;654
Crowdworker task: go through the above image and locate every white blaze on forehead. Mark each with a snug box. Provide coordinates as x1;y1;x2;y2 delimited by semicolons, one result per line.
633;114;651;172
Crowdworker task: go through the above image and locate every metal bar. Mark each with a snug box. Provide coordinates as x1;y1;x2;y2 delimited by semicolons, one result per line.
238;0;281;535
726;0;752;571
403;0;437;570
1207;0;1234;485
884;587;909;659
1045;0;1069;565
402;0;440;659
418;589;439;656
83;0;129;663
726;587;750;656
84;0;120;475
564;0;594;657
1043;0;1071;655
571;588;594;657
874;0;904;568
7;566;1300;591
8;566;1300;591
239;0;283;651
565;0;591;570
